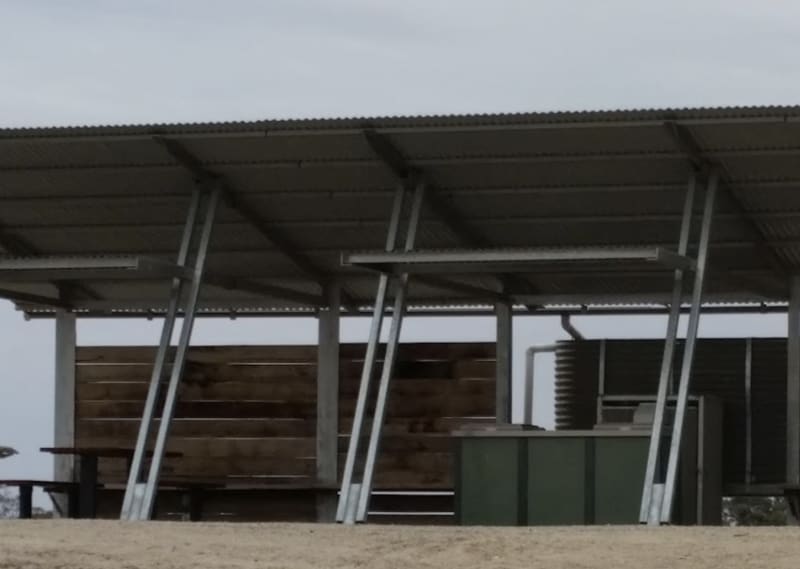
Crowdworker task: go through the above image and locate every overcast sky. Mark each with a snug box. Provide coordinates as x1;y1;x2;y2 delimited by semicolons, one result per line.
0;0;798;504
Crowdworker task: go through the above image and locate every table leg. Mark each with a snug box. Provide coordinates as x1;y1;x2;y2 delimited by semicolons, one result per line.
18;484;33;519
68;486;80;518
78;455;98;518
189;488;204;522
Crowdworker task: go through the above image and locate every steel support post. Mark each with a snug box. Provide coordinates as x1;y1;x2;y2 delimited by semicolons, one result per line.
354;181;426;522
140;186;221;519
745;338;753;485
121;187;202;520
640;173;697;523
316;283;341;522
495;300;513;424
53;310;76;517
660;171;719;523
596;339;607;424
120;184;220;520
788;276;800;486
336;184;407;523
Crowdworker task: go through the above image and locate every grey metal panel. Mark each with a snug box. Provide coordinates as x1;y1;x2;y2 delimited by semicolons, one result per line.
555;339;788;488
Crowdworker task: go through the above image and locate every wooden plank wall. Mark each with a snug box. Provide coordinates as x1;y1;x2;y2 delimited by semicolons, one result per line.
75;343;495;520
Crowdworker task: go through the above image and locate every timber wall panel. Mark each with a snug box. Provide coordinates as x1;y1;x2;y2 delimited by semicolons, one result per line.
75;343;495;503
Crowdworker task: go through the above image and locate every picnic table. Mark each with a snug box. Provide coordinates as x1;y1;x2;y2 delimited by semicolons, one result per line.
40;446;182;518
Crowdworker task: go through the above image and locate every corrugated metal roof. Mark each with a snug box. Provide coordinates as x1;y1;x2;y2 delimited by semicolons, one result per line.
2;104;800;316
4;104;800;137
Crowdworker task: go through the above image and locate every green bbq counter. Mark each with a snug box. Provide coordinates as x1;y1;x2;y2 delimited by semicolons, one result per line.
453;428;705;526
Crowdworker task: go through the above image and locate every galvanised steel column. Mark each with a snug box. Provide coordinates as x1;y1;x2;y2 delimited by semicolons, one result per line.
53;310;76;517
138;184;222;520
639;173;697;523
745;338;753;485
336;184;406;523
316;283;341;522
495;300;513;424
660;170;719;523
787;276;800;486
354;181;426;522
120;187;202;520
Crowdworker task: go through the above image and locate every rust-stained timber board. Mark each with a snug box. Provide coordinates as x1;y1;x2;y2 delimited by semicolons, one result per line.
76;360;495;383
76;343;496;364
76;418;316;439
76;377;495;402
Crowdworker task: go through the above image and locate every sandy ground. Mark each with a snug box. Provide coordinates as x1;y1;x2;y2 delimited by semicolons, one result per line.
0;521;799;569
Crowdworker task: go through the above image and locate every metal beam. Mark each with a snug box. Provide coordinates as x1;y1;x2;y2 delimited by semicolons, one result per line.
0;287;68;308
0;220;101;302
666;121;791;280
9;179;800;207
353;181;426;522
344;246;696;274
640;173;699;523
659;171;719;523
337;184;407;523
362;129;541;307
154;136;359;309
19;301;799;319
0;147;795;174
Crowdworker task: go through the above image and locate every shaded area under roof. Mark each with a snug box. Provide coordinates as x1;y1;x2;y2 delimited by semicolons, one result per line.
2;105;800;317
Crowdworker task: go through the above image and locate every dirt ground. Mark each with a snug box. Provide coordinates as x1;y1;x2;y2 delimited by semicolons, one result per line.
0;521;798;569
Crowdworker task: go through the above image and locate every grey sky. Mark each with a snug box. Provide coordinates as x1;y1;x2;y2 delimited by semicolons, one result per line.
0;1;797;502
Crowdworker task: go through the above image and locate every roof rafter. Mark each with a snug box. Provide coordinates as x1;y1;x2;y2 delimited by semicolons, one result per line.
203;271;322;307
0;221;102;303
154;136;358;310
413;275;505;302
362;128;541;308
0;287;69;308
665;121;791;290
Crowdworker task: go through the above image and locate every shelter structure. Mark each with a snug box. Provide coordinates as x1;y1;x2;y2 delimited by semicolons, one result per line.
2;105;800;524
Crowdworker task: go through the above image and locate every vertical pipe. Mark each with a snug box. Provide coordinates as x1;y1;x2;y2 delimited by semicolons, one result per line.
660;171;718;523
121;187;201;520
495;300;513;424
355;181;426;522
139;185;221;519
53;310;76;517
639;173;697;523
596;340;607;425
336;184;406;522
787;277;800;486
745;338;753;485
316;283;341;522
524;345;558;426
524;347;534;425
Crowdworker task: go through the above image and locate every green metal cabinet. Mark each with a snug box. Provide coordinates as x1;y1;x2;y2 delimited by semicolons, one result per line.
455;431;663;525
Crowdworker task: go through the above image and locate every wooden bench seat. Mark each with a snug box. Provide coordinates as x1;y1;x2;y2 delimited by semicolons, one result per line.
0;480;81;518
